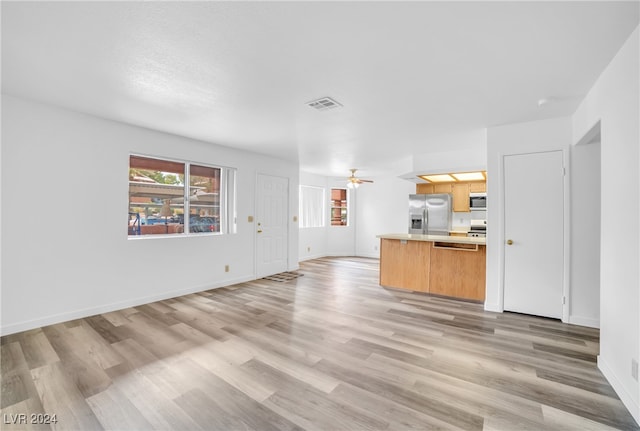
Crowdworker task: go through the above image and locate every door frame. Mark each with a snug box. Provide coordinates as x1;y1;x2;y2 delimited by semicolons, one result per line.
254;172;290;278
497;149;570;322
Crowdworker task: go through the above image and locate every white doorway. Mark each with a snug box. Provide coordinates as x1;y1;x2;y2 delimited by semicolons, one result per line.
503;150;566;319
570;123;601;328
256;174;289;278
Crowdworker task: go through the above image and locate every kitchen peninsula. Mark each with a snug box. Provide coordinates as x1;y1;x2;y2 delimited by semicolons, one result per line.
377;234;486;301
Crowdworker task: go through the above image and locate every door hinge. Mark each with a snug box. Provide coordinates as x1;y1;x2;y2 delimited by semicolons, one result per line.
562;296;566;305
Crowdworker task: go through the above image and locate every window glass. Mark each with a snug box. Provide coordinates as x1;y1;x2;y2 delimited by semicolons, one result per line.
299;186;325;228
330;188;348;226
129;156;185;235
128;155;234;237
189;164;221;233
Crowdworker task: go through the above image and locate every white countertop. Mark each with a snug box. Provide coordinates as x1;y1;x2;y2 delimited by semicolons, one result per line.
377;233;486;245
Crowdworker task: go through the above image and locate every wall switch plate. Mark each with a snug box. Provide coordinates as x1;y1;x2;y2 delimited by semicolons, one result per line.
293;215;298;222
225;265;230;273
247;216;254;222
632;359;638;381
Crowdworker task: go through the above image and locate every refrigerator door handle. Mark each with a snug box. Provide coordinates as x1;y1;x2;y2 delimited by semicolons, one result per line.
423;209;428;234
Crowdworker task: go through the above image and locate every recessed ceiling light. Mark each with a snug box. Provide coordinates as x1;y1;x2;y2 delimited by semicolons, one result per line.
307;97;342;111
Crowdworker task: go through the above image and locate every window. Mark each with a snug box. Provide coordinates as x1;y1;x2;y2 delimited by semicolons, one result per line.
330;188;348;226
128;155;236;236
299;186;325;228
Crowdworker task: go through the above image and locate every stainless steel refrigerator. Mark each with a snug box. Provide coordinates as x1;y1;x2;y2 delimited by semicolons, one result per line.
409;193;452;235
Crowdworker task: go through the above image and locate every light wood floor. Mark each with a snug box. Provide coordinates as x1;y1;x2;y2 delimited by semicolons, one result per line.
2;257;638;430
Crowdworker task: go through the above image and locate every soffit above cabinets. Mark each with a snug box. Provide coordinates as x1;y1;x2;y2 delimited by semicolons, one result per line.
418;171;487;183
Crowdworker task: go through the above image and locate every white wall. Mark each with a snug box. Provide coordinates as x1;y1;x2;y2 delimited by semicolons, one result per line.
572;26;639;423
485;116;572;315
355;176;416;258
569;139;601;328
411;128;488;174
1;95;299;335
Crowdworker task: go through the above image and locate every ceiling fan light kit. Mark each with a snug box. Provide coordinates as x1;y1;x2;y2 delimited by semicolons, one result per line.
346;169;373;188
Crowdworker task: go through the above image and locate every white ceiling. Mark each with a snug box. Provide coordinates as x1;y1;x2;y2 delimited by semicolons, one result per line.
2;1;638;178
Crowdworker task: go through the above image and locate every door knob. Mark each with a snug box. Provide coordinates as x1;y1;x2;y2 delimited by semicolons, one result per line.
506;239;513;245
257;229;263;234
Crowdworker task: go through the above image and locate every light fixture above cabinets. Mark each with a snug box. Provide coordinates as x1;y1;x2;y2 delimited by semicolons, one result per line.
419;173;455;183
418;171;486;183
451;171;486;182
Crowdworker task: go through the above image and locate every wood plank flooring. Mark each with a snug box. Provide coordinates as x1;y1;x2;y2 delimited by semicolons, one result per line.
1;257;638;430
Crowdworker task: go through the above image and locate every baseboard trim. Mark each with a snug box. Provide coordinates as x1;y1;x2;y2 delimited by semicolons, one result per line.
298;253;326;262
0;275;254;336
484;302;502;313
355;252;380;259
598;355;640;425
568;315;600;328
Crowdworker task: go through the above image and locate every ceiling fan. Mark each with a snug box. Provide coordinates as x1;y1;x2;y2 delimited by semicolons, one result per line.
346;169;373;188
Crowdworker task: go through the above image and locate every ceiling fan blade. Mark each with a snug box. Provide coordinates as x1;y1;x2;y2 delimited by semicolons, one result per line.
346;169;373;184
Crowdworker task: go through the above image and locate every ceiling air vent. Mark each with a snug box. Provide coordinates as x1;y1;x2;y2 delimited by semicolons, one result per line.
307;97;342;111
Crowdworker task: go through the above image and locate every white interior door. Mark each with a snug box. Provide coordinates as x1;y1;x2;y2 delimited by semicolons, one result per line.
256;174;289;278
503;151;564;319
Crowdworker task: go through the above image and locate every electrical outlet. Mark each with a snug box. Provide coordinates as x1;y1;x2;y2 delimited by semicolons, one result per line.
224;265;230;273
632;359;638;381
307;247;311;252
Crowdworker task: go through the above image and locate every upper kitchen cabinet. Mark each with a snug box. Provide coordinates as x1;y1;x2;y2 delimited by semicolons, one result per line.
418;183;453;193
470;182;486;193
434;183;453;193
452;183;470;212
415;171;487;213
416;183;434;194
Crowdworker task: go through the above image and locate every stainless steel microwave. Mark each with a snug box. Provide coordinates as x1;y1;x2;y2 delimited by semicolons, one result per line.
469;192;487;210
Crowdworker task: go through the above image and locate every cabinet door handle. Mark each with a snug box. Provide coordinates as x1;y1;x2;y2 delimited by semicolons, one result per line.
506;239;513;245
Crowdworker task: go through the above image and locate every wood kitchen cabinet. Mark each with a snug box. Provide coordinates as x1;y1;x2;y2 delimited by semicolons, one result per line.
416;183;434;194
452;183;470;212
416;180;486;213
380;239;430;292
429;242;486;301
379;238;486;301
470;182;486;193
433;183;452;193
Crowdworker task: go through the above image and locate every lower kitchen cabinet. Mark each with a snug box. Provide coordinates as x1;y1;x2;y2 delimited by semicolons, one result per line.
380;239;430;292
379;238;486;301
429;242;486;301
